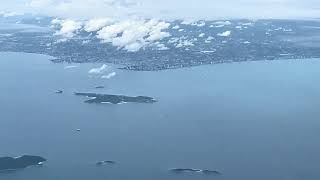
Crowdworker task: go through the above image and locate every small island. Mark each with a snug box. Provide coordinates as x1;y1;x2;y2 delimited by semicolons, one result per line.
96;160;116;166
74;92;157;104
0;155;46;172
169;168;221;175
55;90;63;94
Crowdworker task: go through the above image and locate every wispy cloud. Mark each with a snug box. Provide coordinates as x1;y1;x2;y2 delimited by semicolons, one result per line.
88;64;109;74
88;64;117;79
1;0;319;20
101;72;117;79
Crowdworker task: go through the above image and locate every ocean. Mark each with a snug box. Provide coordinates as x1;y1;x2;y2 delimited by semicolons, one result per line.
1;52;320;180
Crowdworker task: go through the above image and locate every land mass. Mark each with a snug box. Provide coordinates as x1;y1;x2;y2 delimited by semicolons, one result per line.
1;17;320;71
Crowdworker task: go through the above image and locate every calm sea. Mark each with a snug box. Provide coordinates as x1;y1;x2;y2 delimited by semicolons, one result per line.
0;52;320;180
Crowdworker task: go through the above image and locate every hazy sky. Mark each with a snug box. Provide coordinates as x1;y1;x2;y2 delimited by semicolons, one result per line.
1;0;320;20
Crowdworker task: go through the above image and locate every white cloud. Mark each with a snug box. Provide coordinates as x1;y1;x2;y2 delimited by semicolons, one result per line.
124;42;145;52
64;65;78;69
101;72;116;79
53;19;83;38
88;64;109;74
96;19;170;52
51;18;61;25
146;21;171;40
205;36;214;43
207;36;214;41
217;31;231;37
172;25;180;29
88;64;116;79
198;33;205;38
84;18;115;32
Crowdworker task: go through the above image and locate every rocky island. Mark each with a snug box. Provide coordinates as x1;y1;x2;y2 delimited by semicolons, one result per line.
0;155;46;172
169;168;222;175
74;92;157;104
96;160;116;166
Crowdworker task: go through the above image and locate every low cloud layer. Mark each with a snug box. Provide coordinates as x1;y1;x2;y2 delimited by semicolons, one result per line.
52;18;170;52
96;20;170;51
1;0;320;20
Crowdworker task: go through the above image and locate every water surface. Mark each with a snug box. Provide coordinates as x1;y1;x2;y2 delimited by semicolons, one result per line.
0;52;320;180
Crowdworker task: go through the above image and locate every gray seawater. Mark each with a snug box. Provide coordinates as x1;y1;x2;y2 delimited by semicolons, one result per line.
0;52;320;180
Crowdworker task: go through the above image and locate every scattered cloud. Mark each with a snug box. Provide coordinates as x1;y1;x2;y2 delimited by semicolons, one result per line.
217;31;231;37
205;36;214;43
88;64;109;74
101;72;117;79
96;19;170;52
198;33;205;38
84;18;115;32
88;64;117;79
49;17;171;52
64;65;78;69
52;19;82;38
172;25;180;30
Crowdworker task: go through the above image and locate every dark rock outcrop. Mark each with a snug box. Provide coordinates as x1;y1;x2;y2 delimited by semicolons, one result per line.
74;92;157;104
0;155;46;172
169;168;221;175
96;160;116;166
55;90;63;94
